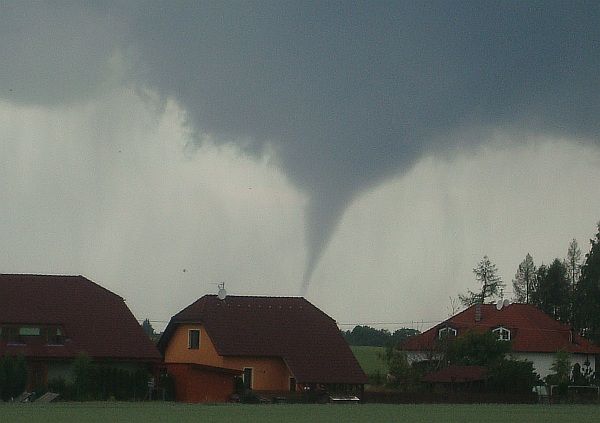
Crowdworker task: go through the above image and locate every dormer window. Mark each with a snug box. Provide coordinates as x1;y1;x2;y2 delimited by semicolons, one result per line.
493;326;511;341
438;326;457;339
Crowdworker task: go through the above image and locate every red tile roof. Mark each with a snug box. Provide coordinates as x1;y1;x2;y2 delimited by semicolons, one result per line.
158;295;367;385
422;365;487;383
0;274;161;361
402;303;600;354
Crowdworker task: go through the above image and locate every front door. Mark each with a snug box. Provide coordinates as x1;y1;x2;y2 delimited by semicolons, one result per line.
243;367;253;390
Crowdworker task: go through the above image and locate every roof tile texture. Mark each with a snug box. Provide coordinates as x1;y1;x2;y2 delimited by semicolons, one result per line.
402;303;600;354
0;274;161;361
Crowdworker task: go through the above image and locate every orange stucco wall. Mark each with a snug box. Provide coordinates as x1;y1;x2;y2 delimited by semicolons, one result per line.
165;324;293;391
166;363;235;403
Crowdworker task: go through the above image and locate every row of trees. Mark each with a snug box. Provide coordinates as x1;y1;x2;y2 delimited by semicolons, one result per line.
460;222;600;343
342;325;420;347
141;319;161;343
512;223;600;342
47;353;151;401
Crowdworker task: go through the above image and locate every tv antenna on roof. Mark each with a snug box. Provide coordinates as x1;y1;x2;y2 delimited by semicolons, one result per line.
217;282;227;300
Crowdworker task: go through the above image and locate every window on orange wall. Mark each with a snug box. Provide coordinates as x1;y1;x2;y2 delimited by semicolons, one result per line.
188;329;200;349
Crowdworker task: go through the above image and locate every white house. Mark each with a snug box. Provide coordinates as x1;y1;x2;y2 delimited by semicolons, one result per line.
401;303;600;379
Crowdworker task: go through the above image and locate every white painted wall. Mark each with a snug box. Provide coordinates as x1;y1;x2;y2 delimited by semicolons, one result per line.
406;351;440;364
510;352;596;380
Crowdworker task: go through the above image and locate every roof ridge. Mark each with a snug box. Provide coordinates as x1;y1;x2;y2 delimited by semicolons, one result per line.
0;274;124;301
204;294;306;299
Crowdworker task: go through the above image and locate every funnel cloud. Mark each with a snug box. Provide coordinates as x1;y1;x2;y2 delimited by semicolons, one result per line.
2;2;599;294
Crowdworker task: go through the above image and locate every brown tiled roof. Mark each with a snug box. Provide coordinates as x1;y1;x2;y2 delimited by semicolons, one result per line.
402;303;600;354
159;295;367;385
0;274;161;361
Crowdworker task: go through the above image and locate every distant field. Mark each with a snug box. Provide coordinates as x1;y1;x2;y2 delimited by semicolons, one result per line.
1;403;600;423
350;346;388;377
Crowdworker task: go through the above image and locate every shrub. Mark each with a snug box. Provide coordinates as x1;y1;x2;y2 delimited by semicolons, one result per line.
0;355;28;401
488;358;539;394
52;354;151;401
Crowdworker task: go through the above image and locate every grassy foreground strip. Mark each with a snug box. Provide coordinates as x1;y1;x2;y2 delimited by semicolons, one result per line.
0;403;599;423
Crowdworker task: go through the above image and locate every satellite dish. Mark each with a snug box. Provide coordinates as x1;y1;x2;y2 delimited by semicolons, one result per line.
217;282;227;300
496;301;503;311
503;298;510;308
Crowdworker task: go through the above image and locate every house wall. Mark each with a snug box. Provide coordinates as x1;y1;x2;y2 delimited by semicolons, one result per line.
406;351;440;364
164;324;293;391
510;352;596;380
166;363;236;403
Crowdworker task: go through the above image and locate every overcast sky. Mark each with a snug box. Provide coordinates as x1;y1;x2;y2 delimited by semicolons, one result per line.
1;1;599;331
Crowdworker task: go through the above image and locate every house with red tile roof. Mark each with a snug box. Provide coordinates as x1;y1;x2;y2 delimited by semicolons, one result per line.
158;295;367;403
401;303;600;379
0;274;161;390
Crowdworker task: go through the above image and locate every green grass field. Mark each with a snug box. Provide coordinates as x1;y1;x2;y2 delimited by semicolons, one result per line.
351;346;388;377
1;403;600;423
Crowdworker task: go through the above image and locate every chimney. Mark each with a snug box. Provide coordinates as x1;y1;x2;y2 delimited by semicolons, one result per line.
475;303;482;323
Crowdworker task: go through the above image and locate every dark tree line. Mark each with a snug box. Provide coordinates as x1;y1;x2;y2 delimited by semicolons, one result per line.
141;319;161;343
343;325;420;347
511;223;600;343
0;355;27;401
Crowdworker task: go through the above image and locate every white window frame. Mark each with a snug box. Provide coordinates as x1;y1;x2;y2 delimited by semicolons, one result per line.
188;328;201;349
493;326;511;341
438;326;457;339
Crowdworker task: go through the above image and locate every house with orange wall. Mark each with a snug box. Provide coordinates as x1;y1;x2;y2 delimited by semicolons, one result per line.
158;295;367;403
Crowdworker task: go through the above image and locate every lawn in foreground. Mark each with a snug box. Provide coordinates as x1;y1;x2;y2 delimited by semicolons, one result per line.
1;403;599;423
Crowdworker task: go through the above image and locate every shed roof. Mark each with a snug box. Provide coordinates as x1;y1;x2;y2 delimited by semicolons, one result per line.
159;295;367;385
0;274;161;361
402;303;600;354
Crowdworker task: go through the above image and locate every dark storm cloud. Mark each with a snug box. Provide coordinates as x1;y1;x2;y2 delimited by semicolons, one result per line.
2;1;599;292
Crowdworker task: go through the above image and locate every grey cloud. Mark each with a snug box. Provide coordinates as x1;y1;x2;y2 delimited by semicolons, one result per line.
0;2;125;105
2;1;599;292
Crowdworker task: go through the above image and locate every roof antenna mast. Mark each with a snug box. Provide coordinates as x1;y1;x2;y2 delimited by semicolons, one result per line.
217;282;227;300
